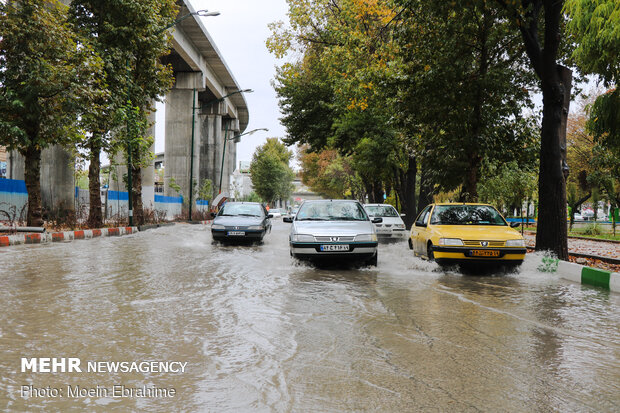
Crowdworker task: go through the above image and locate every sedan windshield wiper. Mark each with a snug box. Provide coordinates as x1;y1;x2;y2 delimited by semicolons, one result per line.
298;218;327;221
239;214;261;217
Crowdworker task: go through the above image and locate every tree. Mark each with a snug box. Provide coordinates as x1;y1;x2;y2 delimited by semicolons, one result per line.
494;0;575;259
0;0;101;226
299;147;363;199
565;0;619;167
250;139;295;205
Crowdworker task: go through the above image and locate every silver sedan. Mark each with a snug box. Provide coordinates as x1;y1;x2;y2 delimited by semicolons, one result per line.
283;199;381;266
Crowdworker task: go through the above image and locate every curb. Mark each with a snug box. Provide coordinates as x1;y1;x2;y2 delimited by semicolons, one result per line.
138;223;176;231
0;227;138;248
188;220;212;225
551;260;620;293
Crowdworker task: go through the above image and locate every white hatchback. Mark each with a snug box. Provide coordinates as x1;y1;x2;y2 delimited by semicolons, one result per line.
364;204;407;239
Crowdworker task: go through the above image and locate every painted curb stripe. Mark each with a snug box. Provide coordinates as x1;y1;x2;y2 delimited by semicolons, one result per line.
581;267;611;290
25;234;41;244
0;226;137;248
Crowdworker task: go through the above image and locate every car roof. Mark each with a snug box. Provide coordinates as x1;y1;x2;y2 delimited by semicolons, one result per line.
364;203;395;207
303;199;359;203
226;201;261;205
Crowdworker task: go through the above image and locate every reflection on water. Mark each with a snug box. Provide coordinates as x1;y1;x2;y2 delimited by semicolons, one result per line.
0;223;618;412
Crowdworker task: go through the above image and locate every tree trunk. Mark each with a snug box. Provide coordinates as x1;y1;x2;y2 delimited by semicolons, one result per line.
418;162;434;215
87;139;103;228
23;146;44;227
373;181;384;204
399;155;417;229
462;153;481;202
131;159;144;226
535;66;571;260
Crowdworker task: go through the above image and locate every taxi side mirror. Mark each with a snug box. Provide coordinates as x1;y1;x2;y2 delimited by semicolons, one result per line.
267;214;274;219
210;212;216;218
510;222;520;228
283;216;293;223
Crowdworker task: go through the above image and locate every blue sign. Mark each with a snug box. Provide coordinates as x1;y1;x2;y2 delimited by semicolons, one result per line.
0;161;6;178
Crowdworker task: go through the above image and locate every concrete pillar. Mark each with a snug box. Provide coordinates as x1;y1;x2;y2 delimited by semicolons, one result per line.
41;145;75;212
7;150;25;181
164;73;202;201
199;113;221;197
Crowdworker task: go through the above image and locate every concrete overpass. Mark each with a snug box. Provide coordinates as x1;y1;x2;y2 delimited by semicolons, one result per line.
7;0;249;214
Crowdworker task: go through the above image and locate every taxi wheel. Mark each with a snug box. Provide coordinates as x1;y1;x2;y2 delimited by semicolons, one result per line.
427;243;435;261
408;238;413;250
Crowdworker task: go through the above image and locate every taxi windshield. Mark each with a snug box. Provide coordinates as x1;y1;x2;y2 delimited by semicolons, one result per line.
430;205;507;226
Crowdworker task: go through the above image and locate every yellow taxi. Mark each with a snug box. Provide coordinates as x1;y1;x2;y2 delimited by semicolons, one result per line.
409;203;526;267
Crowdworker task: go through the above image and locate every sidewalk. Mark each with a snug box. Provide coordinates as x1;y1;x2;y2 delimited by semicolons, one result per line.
524;233;620;272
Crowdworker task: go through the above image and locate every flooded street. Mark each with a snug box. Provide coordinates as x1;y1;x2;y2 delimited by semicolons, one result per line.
1;221;619;412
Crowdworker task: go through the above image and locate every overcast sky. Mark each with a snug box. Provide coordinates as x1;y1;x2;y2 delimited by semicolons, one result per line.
154;0;290;167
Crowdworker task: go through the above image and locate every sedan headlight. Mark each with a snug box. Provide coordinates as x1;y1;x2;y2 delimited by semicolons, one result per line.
439;238;464;246
505;239;525;247
292;234;315;242
395;224;406;229
247;225;264;230
211;224;225;230
355;234;378;242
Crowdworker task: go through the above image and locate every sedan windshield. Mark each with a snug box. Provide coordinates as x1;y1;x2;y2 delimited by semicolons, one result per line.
365;205;399;217
296;201;368;221
430;205;507;226
219;203;263;217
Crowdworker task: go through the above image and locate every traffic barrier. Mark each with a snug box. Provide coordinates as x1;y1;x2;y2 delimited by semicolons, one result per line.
551;259;620;293
0;227;138;248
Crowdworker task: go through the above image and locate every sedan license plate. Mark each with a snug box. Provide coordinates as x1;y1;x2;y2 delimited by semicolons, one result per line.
227;231;245;236
320;244;350;252
471;249;500;257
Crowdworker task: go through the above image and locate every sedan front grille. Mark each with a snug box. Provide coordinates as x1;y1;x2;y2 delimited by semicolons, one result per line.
463;240;505;247
314;236;356;242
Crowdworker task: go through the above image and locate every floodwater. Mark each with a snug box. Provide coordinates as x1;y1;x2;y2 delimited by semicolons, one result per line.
0;222;619;412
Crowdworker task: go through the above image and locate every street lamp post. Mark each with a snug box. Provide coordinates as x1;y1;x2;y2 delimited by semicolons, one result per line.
125;9;219;226
218;128;269;194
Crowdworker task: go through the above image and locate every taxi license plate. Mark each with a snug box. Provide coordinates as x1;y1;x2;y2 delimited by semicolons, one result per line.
471;250;500;257
227;231;245;236
320;244;350;252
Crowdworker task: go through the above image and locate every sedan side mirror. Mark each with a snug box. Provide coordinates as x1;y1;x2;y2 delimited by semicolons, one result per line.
283;216;293;223
372;217;383;224
267;214;274;219
210;212;217;218
400;213;406;217
510;222;520;228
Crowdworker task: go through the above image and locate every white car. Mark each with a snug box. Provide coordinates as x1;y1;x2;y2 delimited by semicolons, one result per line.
284;200;381;266
364;204;407;239
268;208;283;218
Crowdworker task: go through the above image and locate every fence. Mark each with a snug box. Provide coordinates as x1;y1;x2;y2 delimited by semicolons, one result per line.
0;178;28;223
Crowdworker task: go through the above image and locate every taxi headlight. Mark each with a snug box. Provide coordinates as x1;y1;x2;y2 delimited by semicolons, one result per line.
395;224;406;229
505;239;525;247
439;238;464;246
356;234;377;242
247;225;264;230
292;234;314;242
211;224;225;230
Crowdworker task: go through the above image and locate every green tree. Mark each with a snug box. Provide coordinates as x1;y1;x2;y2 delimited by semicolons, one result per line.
250;139;295;205
492;0;576;259
565;0;619;161
0;0;101;226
